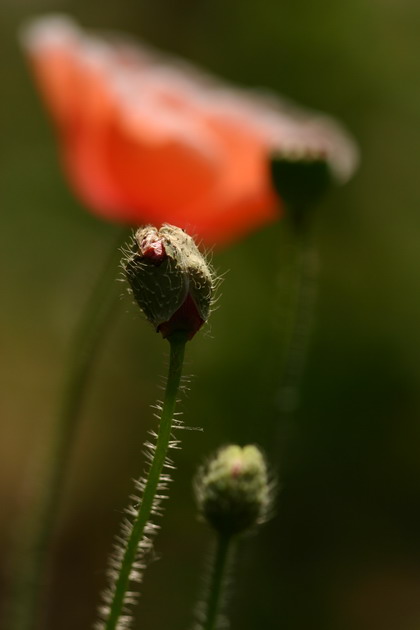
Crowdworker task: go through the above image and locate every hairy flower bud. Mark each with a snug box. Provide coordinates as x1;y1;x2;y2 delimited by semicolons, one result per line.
123;224;214;340
194;445;272;537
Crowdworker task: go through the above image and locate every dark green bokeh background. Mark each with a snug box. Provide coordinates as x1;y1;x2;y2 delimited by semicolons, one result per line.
2;1;420;628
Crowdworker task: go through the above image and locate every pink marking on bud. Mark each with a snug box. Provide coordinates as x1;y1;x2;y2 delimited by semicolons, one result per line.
140;233;166;263
230;460;243;478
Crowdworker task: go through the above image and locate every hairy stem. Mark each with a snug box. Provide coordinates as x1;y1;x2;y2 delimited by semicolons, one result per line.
202;534;234;630
10;229;128;630
102;333;187;630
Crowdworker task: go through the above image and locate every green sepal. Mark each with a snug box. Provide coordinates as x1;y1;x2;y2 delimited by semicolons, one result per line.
124;254;187;328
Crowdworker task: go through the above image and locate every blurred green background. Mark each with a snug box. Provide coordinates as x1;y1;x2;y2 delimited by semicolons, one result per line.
2;0;420;629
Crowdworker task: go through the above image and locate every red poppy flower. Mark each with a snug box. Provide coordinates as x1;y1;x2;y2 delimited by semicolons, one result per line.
21;15;358;245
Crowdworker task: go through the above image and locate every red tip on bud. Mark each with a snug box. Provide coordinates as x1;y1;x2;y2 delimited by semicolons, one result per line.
139;232;166;263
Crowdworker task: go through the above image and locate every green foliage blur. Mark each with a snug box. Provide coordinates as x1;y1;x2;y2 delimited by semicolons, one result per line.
2;1;420;629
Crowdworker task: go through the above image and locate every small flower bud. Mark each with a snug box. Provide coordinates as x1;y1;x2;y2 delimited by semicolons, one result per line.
194;445;272;537
271;152;333;207
123;224;214;340
269;115;358;224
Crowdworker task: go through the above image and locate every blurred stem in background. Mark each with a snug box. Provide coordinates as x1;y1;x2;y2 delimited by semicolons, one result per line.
270;155;331;446
275;218;319;435
9;227;130;630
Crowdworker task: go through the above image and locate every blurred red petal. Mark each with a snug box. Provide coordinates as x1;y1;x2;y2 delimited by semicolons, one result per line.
21;15;358;245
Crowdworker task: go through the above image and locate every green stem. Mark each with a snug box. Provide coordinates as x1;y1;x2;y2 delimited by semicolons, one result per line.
203;534;233;630
10;228;129;630
103;333;187;630
276;220;319;421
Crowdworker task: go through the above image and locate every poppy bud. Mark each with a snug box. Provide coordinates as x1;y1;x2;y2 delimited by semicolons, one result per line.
194;445;272;537
271;152;333;206
270;114;358;228
123;224;214;340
